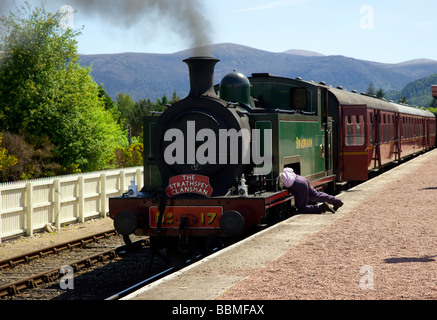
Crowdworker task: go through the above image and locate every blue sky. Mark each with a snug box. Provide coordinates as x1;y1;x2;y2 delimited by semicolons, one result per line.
2;0;437;63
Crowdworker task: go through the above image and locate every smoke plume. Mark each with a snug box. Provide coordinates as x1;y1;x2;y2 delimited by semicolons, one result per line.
1;0;213;56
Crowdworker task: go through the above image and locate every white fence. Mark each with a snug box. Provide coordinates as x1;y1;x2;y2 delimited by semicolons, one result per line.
0;167;143;242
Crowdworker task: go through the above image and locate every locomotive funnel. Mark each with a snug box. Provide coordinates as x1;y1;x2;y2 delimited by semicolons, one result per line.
184;56;220;99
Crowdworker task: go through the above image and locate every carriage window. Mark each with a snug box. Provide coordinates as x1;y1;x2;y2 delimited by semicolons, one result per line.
356;115;365;145
369;113;374;144
409;118;412;138
413;119;415;137
388;115;392;141
392;115;396;142
346;116;353;146
381;114;387;143
345;114;365;146
402;117;408;139
290;88;307;110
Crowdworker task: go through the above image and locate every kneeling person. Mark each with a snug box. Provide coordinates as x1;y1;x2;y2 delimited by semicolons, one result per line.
281;168;343;214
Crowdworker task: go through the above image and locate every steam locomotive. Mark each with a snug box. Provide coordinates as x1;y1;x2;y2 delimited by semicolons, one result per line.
109;56;436;258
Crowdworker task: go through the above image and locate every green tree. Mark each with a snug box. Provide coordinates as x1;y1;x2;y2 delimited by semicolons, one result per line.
429;98;437;113
116;92;136;123
0;3;127;174
0;133;18;181
0;131;59;181
398;96;409;104
116;92;176;139
376;88;385;99
99;84;118;114
366;82;376;96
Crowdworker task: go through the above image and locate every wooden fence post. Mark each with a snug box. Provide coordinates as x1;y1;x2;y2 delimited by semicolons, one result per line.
26;182;33;237
119;170;125;195
100;173;107;218
136;168;142;190
54;179;61;230
78;176;85;223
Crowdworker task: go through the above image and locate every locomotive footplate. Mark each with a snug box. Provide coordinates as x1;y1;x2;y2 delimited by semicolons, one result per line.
149;205;223;229
109;190;295;238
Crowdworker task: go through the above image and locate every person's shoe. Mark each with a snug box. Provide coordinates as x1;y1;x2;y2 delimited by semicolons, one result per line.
322;203;336;214
333;200;344;211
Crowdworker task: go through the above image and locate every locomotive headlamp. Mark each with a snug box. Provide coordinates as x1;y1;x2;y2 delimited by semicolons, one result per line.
127;175;138;198
238;174;248;197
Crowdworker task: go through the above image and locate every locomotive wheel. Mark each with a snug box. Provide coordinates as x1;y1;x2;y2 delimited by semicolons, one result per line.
220;210;245;237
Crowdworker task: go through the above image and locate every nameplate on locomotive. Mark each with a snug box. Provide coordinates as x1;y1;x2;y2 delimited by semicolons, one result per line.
166;174;214;197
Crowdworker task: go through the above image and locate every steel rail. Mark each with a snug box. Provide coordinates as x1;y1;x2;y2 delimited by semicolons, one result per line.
0;247;123;298
105;267;175;300
0;239;149;298
0;230;118;271
105;248;221;300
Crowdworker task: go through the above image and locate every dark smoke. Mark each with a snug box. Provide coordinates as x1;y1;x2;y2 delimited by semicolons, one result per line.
1;0;213;56
70;0;213;55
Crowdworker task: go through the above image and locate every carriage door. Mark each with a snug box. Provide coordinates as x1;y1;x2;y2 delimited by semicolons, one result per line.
340;105;368;181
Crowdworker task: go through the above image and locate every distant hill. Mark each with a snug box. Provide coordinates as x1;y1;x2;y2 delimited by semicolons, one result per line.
78;43;437;102
386;73;437;107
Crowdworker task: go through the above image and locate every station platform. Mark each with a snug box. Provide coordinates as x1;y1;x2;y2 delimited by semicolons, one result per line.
124;149;437;301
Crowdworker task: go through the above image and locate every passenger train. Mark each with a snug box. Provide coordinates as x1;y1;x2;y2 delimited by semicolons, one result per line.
109;56;436;259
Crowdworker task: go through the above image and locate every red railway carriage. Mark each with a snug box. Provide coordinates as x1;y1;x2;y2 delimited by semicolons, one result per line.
327;88;436;181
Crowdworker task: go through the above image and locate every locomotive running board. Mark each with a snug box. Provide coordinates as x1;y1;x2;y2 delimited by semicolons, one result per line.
265;190;294;210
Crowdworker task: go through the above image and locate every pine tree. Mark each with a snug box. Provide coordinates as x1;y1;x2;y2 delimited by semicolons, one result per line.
366;82;376;96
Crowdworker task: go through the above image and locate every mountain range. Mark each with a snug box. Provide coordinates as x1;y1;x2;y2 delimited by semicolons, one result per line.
79;43;437;103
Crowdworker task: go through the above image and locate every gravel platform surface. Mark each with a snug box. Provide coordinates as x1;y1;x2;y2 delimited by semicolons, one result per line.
219;150;437;300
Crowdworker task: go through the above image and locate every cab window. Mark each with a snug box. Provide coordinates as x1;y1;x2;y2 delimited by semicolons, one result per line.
290;88;307;110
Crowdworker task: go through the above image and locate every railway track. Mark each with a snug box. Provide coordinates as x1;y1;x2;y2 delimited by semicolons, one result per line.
105;247;222;300
0;230;118;272
0;232;170;300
